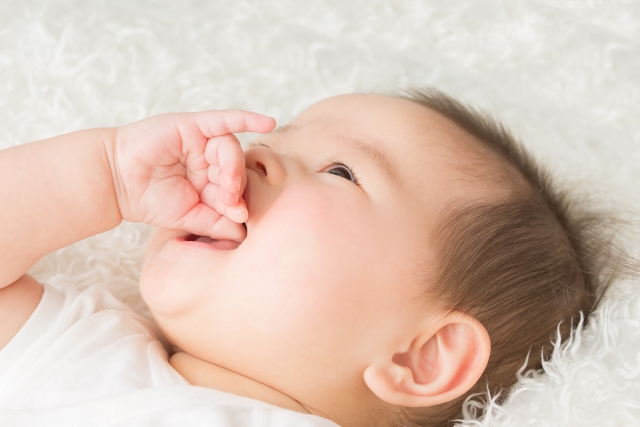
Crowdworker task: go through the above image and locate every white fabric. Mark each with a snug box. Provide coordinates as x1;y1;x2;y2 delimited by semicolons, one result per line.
0;282;338;427
2;2;639;425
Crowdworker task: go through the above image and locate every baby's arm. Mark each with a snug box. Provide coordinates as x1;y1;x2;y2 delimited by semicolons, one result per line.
0;111;274;350
0;129;122;349
0;128;122;289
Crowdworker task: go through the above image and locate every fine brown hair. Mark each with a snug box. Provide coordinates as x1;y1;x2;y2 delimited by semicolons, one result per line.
393;88;637;427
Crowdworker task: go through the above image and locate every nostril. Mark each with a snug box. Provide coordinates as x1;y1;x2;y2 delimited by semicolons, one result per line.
256;161;267;176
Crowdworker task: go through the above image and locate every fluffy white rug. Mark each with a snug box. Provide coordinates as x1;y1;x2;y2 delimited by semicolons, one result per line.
2;1;639;425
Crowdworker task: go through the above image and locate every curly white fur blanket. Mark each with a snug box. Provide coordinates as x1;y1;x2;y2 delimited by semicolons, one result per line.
2;1;639;425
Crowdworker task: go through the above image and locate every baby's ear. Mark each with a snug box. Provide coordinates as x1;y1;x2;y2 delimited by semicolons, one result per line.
363;311;490;407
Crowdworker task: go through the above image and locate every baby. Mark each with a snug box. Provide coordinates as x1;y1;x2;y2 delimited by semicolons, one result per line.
0;90;610;427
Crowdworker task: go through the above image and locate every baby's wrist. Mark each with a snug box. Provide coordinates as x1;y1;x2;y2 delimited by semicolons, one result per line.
101;127;126;222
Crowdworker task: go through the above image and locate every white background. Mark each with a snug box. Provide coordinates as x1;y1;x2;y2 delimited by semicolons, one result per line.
1;1;638;425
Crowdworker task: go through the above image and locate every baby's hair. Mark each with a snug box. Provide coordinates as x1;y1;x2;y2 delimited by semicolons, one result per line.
392;88;638;427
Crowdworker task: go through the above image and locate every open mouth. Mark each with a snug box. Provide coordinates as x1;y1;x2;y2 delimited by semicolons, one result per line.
183;233;241;250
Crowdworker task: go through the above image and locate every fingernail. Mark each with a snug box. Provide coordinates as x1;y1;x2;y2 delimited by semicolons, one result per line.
227;176;241;192
223;190;237;204
234;176;242;190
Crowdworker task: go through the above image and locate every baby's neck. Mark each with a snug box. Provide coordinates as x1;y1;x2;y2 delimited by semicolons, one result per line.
169;351;311;414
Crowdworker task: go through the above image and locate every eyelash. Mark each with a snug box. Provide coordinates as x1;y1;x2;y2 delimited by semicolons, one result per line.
319;159;361;187
246;142;361;187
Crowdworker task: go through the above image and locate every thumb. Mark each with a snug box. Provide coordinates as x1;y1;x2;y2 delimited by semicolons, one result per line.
179;203;247;242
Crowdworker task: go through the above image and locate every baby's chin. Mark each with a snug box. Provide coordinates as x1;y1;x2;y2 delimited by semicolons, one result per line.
168;343;184;355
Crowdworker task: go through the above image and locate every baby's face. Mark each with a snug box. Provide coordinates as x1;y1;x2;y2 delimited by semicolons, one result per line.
140;94;491;415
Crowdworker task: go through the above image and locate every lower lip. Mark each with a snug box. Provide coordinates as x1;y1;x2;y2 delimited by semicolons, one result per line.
174;236;240;251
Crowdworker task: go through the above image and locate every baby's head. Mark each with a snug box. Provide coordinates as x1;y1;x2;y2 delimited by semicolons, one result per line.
140;90;602;426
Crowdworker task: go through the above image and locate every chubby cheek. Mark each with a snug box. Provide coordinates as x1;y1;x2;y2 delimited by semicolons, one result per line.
233;185;382;351
141;183;398;370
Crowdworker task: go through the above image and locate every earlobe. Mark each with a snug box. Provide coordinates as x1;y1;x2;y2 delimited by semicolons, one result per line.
363;312;490;407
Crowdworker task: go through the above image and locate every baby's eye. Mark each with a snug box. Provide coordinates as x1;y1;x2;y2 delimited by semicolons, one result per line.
325;163;357;184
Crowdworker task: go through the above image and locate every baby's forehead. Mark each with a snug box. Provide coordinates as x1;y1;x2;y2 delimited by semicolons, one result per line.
293;94;520;195
294;94;481;158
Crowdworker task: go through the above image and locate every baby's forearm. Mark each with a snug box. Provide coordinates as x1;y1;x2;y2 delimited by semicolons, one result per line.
0;129;122;289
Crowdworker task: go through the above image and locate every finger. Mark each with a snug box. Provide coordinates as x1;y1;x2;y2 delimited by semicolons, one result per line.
205;167;245;208
205;134;246;197
211;215;247;242
207;164;221;185
178;202;247;242
222;198;248;224
218;187;240;207
201;182;248;223
194;110;276;138
217;136;246;195
204;134;239;167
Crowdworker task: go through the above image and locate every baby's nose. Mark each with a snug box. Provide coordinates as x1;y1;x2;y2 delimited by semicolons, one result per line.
244;146;287;186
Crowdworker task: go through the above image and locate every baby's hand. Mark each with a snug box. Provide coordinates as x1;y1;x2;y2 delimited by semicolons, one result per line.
106;111;275;241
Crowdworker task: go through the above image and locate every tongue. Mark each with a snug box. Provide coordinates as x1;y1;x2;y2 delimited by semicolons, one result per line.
194;236;240;250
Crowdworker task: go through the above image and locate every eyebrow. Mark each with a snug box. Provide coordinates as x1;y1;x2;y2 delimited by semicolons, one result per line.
270;124;399;182
330;135;399;183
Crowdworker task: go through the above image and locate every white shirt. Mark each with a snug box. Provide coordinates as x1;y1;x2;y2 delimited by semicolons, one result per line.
0;282;338;427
